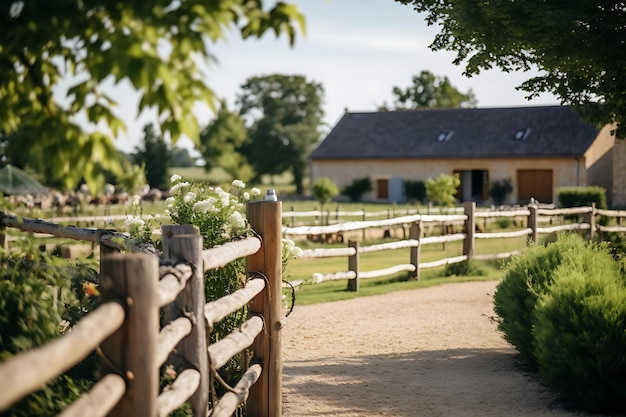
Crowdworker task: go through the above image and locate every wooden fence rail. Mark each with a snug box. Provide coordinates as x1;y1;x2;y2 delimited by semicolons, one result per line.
0;199;283;417
286;202;626;289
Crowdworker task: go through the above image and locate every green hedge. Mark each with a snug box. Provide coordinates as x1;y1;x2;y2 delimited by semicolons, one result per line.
493;234;594;363
557;186;607;209
494;233;626;414
533;266;626;414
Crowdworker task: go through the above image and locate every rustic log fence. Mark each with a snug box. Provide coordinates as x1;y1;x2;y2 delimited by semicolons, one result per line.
0;199;283;417
284;202;626;289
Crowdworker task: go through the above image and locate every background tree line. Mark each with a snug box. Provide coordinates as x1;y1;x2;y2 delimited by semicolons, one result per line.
2;0;622;194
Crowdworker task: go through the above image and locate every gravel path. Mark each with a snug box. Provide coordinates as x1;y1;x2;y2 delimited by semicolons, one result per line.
281;280;597;416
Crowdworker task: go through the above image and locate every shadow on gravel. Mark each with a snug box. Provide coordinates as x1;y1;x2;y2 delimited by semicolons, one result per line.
283;347;595;417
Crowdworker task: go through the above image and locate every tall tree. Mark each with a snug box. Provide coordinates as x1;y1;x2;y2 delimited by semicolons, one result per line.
381;70;477;110
199;101;254;181
133;124;171;190
395;0;626;136
0;1;305;190
237;74;324;194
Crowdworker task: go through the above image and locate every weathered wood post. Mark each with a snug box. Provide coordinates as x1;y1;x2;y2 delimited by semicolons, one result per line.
362;208;366;241
409;220;422;280
528;204;538;243
246;197;283;417
347;240;360;291
584;203;596;241
99;253;159;417
463;201;476;259
162;225;209;417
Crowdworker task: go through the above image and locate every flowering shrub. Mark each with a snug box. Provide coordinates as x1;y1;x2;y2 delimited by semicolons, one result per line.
165;175;259;247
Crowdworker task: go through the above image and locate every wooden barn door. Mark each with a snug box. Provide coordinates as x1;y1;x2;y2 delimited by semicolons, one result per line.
517;169;553;203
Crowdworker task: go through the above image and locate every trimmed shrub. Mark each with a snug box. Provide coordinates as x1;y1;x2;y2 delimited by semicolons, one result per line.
557;186;607;209
342;177;372;202
444;259;485;277
403;179;426;203
533;262;626;414
493;234;602;364
489;178;513;205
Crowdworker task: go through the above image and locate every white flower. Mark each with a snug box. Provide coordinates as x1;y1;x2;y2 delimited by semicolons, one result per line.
170;181;190;194
228;212;246;229
293;246;303;258
231;179;245;188
132;195;141;206
124;216;145;229
216;187;230;206
251;187;261;196
184;192;196;203
170;174;182;183
165;197;175;208
311;273;323;284
242;192;250;201
193;197;216;213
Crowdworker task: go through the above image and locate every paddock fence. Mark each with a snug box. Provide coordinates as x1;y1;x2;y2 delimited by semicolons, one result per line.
0;200;284;417
284;202;626;289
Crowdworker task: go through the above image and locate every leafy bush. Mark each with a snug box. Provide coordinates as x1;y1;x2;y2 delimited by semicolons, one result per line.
342;177;372;202
489;178;512;205
494;217;513;229
493;234;598;363
557;186;607;209
312;177;339;210
425;173;460;208
532;261;626;414
0;250;99;415
403;179;426;203
444;259;485;277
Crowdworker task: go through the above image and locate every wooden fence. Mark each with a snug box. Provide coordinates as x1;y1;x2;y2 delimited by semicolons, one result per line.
0;200;283;417
284;202;626;289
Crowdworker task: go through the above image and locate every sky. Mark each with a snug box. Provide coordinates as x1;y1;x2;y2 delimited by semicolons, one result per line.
110;0;560;154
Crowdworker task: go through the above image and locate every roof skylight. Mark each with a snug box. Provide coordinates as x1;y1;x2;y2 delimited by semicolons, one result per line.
437;130;454;142
514;128;531;140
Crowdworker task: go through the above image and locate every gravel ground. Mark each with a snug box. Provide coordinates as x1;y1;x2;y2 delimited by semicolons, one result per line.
281;280;598;417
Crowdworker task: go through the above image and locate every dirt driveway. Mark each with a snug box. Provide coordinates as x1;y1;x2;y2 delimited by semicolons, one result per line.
281;280;599;417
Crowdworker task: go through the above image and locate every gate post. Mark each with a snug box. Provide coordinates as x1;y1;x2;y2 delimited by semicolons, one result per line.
246;198;283;417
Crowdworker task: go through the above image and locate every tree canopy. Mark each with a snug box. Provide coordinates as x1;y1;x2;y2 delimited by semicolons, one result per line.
395;0;626;136
237;74;324;194
380;70;477;110
1;1;305;190
199;101;253;181
132;124;170;190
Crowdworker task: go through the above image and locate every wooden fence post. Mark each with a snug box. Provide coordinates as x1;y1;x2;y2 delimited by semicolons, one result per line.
584;203;596;241
99;253;159;417
409;221;422;280
463;201;475;258
362;208;366;241
162;225;209;417
246;199;282;417
347;240;360;291
528;204;538;243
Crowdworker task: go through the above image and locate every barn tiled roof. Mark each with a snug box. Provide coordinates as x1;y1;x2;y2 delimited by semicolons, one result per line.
309;106;600;160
